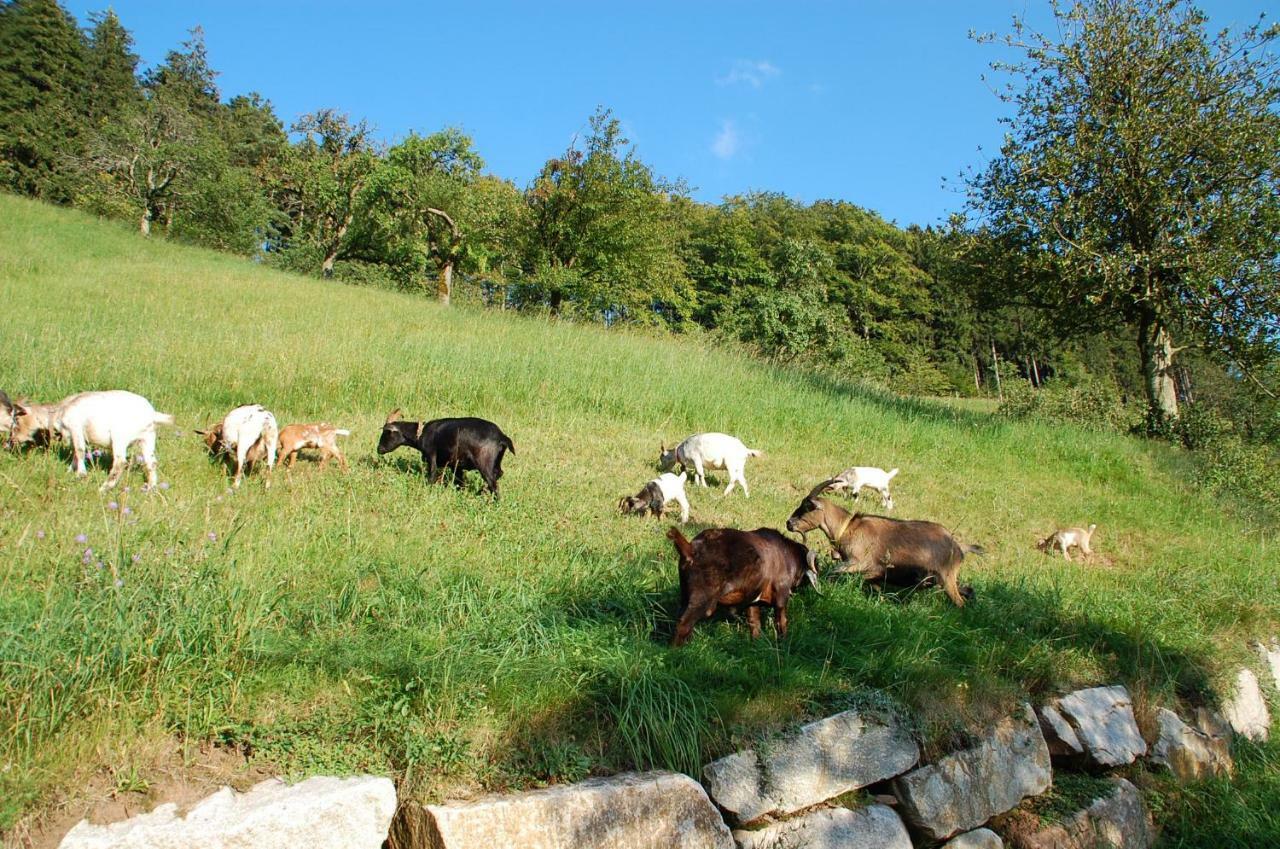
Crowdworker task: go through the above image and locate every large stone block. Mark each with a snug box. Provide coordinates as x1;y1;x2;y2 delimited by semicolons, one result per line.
1222;667;1270;742
1255;640;1280;691
893;703;1051;841
1009;778;1152;849
731;804;911;849
59;775;396;849
701;709;918;824
1149;707;1233;782
1038;686;1146;768
389;771;732;849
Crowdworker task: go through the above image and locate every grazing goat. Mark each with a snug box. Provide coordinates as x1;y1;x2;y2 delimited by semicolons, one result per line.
667;526;818;646
377;409;514;497
1038;524;1097;562
3;391;58;449
786;481;980;607
619;472;690;523
51;390;174;490
829;466;899;511
196;404;279;488
279;423;351;471
659;432;761;497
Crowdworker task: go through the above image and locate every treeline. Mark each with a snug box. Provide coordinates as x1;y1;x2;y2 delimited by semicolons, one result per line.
1;0;1275;454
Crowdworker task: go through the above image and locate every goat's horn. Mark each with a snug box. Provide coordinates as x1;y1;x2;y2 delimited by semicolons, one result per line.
385;408;401;425
806;478;840;499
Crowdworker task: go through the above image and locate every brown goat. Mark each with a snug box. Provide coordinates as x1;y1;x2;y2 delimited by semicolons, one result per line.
278;423;350;471
667;526;818;646
786;481;981;607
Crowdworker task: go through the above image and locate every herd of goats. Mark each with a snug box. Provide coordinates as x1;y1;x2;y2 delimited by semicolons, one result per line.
1;388;1099;646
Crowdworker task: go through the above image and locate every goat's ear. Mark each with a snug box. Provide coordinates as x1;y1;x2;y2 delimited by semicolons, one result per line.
385;408;401;425
0;390;12;413
415;421;425;439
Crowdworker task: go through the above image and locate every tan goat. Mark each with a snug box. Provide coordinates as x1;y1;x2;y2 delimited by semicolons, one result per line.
1037;524;1097;561
785;480;981;607
278;423;351;471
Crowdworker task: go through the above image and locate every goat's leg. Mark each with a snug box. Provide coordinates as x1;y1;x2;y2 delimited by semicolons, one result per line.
693;459;707;487
233;442;248;488
335;446;349;473
1080;538;1092;557
101;437;128;491
70;431;89;476
880;488;893;510
775;599;789;638
941;569;967;607
138;431;159;490
672;604;703;647
1062;547;1072;562
675;492;689;523
746;606;762;639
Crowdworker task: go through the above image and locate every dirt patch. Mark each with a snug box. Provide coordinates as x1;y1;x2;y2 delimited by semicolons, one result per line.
6;739;273;849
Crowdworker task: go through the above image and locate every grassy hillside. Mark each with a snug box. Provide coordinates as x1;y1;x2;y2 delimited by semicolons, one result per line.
1;195;1277;841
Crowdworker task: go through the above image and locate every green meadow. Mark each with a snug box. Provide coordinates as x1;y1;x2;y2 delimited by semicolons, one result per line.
1;194;1277;843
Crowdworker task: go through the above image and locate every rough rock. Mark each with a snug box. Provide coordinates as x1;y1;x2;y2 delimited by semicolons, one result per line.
1149;707;1233;781
1222;667;1270;742
59;775;396;849
1254;640;1280;691
388;771;732;849
1039;686;1146;768
892;703;1051;841
944;828;1004;849
1010;778;1152;849
701;709;918;824
731;804;911;849
1035;705;1083;759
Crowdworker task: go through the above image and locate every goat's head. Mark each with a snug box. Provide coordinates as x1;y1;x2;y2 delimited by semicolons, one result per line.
785;480;839;535
657;442;679;471
194;424;226;454
377;417;411;455
6;400;46;448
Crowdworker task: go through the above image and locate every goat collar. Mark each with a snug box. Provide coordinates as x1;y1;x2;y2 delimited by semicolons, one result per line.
830;511;854;543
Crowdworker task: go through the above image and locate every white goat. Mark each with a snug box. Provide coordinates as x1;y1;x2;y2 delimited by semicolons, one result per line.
829;466;899;511
619;471;692;523
197;404;279;488
659;433;761;497
52;390;175;491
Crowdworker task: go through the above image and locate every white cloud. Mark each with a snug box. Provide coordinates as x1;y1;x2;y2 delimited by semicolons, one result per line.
716;60;781;88
711;120;740;160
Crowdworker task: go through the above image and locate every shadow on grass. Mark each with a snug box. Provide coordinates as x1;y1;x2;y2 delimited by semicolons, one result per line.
793;369;1004;431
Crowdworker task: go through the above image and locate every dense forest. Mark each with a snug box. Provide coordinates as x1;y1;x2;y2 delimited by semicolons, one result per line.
1;0;1276;462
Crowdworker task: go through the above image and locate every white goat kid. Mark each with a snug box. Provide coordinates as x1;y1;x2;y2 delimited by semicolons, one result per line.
213;404;279;488
660;432;762;497
52;390;174;491
654;471;692;523
829;466;899;511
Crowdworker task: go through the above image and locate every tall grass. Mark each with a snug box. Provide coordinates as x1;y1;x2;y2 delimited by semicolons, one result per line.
0;195;1277;836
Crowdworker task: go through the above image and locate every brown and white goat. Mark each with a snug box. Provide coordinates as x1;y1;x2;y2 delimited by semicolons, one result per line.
278;423;351;471
785;481;981;607
667;526;818;646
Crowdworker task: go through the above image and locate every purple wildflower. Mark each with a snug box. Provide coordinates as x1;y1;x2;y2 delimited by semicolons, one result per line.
122;506;133;516
159;482;170;490
107;501;119;511
75;533;88;544
207;531;217;542
114;578;123;588
96;561;105;571
35;530;45;540
165;548;174;557
131;553;141;563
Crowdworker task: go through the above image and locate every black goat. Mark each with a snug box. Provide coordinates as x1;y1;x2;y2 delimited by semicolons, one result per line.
377;409;514;497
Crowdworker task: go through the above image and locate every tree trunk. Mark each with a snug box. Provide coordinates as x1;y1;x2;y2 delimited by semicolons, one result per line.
991;340;1003;400
437;261;453;305
321;249;337;278
1137;307;1180;423
139;208;151;236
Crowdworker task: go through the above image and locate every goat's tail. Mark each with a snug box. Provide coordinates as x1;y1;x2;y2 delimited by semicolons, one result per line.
334;429;351;437
746;448;763;458
154;412;176;427
962;543;986;558
667;526;693;562
886;468;900;480
502;433;516;455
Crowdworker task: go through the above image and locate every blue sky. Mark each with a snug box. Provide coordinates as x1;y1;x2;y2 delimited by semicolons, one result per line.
64;1;1271;227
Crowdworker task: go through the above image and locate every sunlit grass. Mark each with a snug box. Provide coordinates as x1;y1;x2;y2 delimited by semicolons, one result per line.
0;195;1276;835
